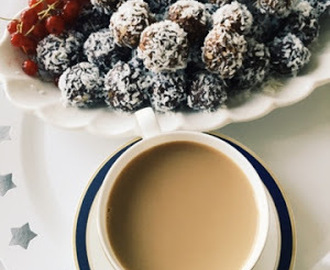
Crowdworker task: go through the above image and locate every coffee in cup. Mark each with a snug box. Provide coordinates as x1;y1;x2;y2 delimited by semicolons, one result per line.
98;132;269;270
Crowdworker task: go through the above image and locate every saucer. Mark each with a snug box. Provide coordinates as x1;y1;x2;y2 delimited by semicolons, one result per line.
73;134;296;270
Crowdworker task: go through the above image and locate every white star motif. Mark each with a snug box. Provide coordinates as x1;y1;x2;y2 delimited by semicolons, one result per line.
0;174;16;197
9;223;37;249
0;126;11;143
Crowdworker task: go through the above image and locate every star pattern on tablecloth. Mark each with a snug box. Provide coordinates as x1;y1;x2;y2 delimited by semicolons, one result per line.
0;126;11;143
9;223;37;249
0;174;16;197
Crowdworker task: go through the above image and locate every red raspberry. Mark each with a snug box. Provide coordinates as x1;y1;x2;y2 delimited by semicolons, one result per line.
29;0;41;6
28;0;44;13
32;21;48;40
45;15;65;35
21;38;37;55
21;8;39;25
10;33;26;47
7;20;19;35
62;0;81;22
21;21;34;36
22;59;38;76
20;8;40;36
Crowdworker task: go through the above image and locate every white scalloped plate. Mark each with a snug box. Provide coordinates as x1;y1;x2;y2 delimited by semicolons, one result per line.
1;15;330;138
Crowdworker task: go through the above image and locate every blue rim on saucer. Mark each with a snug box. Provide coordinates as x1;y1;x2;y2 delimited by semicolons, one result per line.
73;134;296;270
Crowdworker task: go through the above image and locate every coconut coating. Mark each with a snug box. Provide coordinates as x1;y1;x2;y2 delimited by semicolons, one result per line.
284;1;319;46
73;5;111;38
209;0;231;8
230;39;270;92
269;33;311;75
202;25;247;79
129;51;154;98
307;0;329;17
83;28;129;73
256;0;296;17
104;61;151;112
187;71;227;111
204;3;220;15
148;71;186;112
138;20;189;72
58;62;105;108
168;0;210;42
91;0;121;14
36;31;84;77
128;50;153;91
128;49;149;71
110;0;152;48
249;11;284;43
212;1;253;34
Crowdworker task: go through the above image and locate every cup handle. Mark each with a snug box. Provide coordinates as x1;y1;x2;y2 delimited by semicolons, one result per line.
135;107;161;139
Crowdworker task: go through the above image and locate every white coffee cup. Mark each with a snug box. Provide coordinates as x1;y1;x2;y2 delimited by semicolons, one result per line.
97;108;270;270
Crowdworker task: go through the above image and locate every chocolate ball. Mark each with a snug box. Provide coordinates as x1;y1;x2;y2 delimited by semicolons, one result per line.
73;5;111;38
59;62;105;108
212;1;253;34
168;0;210;42
83;28;130;73
110;0;152;48
229;38;270;93
148;71;186;112
103;61;151;112
36;31;84;77
202;25;247;79
284;1;320;46
256;0;296;17
249;11;284;43
187;71;227;111
138;20;189;72
269;33;311;75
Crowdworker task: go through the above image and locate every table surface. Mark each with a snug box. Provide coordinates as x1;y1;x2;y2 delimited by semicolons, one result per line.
0;2;330;270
